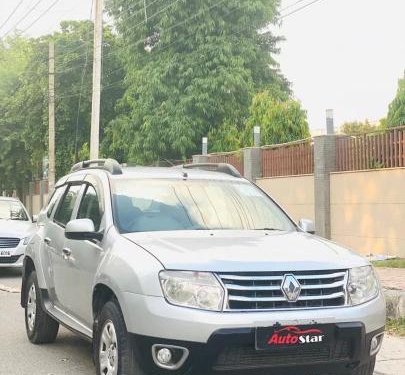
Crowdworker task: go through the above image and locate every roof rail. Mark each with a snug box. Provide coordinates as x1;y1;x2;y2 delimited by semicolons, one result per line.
182;163;242;178
71;159;123;175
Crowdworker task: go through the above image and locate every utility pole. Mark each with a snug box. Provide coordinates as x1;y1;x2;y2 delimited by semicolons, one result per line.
90;0;103;159
48;41;56;193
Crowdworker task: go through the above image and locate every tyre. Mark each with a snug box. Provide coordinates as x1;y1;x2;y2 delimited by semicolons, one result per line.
350;357;376;375
25;271;59;344
95;300;146;375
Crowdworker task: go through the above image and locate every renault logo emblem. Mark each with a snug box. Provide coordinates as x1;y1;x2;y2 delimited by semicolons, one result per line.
281;274;301;302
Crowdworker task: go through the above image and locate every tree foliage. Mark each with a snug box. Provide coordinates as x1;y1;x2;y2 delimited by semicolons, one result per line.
104;0;290;163
242;91;310;146
340;119;384;136
0;22;124;194
387;74;405;127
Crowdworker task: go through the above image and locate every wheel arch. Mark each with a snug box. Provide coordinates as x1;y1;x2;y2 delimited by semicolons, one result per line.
21;256;36;308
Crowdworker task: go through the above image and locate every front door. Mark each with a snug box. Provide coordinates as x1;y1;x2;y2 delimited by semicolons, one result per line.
61;183;104;327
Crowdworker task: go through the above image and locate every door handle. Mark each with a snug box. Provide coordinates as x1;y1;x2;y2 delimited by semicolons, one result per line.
44;237;51;245
62;248;72;258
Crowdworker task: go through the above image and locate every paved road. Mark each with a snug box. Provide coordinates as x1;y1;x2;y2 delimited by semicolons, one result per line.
0;269;403;375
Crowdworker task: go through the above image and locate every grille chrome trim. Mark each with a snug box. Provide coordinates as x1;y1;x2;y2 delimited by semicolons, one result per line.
218;271;346;281
0;237;21;249
218;270;348;311
228;291;346;303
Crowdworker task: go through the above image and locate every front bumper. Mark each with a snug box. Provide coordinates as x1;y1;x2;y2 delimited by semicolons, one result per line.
130;324;384;375
0;253;24;268
122;292;386;343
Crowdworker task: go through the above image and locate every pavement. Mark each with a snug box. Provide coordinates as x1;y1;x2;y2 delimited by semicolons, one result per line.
376;268;405;291
0;268;404;375
375;268;405;319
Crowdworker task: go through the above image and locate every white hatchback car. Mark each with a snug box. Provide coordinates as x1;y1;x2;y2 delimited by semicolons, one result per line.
0;197;35;268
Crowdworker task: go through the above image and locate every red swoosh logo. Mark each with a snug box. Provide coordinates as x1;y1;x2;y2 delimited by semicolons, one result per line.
274;326;323;335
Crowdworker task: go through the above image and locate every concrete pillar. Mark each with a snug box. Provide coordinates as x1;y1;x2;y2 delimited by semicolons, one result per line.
192;155;209;164
314;135;337;239
243;147;262;182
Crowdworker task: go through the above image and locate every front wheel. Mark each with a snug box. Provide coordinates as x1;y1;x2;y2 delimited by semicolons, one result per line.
95;301;145;375
25;271;59;344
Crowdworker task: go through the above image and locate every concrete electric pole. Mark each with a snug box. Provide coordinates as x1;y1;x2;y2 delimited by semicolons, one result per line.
90;0;103;159
48;41;56;193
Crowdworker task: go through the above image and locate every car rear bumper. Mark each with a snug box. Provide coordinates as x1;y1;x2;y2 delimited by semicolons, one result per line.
130;324;384;375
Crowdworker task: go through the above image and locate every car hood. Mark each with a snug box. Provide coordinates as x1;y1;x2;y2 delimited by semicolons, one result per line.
0;219;35;238
123;230;368;272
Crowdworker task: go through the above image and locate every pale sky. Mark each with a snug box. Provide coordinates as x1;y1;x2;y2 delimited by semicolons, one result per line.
0;0;404;131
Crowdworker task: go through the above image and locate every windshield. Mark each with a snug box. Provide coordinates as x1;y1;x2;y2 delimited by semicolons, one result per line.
0;200;29;221
112;179;296;234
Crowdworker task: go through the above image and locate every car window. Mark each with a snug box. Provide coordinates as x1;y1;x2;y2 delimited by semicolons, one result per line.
54;185;82;227
77;185;102;231
0;200;29;221
46;187;65;218
112;179;296;233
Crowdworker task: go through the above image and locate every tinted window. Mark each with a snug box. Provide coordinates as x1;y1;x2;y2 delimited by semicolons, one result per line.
54;185;81;226
112;179;295;234
46;187;65;218
77;185;102;231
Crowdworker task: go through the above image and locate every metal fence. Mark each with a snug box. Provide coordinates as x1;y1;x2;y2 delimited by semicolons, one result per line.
261;139;314;177
336;127;405;172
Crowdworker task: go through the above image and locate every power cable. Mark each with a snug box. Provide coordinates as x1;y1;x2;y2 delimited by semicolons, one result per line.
0;0;25;32
21;0;62;34
2;0;45;38
280;0;327;19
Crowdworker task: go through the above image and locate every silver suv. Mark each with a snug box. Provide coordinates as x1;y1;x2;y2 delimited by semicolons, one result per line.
21;159;385;375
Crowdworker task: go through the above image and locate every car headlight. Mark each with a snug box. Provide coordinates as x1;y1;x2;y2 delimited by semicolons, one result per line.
159;271;225;311
348;266;379;305
22;237;30;245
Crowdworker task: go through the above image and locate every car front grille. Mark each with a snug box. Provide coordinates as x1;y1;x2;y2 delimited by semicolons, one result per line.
213;339;351;371
0;237;21;249
0;255;21;264
218;270;348;311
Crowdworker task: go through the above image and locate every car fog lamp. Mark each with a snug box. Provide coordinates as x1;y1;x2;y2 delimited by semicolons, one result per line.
157;348;172;365
370;333;384;356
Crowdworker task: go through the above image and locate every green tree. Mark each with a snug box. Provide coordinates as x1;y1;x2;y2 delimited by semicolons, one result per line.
104;0;289;163
387;74;405;127
0;21;125;194
243;91;310;146
340;120;381;136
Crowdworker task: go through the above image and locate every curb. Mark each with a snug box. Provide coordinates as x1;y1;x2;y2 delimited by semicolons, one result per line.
384;289;405;319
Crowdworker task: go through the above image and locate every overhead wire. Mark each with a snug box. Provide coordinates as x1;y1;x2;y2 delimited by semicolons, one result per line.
21;0;62;34
0;0;25;32
2;0;45;38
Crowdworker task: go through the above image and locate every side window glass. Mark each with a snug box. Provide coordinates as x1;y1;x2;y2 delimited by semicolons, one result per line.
46;187;65;218
77;185;102;231
54;185;81;226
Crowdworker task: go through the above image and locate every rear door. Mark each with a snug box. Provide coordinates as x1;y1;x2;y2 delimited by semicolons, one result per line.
40;186;66;301
50;184;83;312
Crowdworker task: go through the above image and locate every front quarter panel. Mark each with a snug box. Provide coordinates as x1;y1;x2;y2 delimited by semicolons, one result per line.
95;229;164;299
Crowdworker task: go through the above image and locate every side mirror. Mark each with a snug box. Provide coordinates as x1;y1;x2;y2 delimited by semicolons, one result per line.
32;215;38;223
298;219;315;234
65;219;103;241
